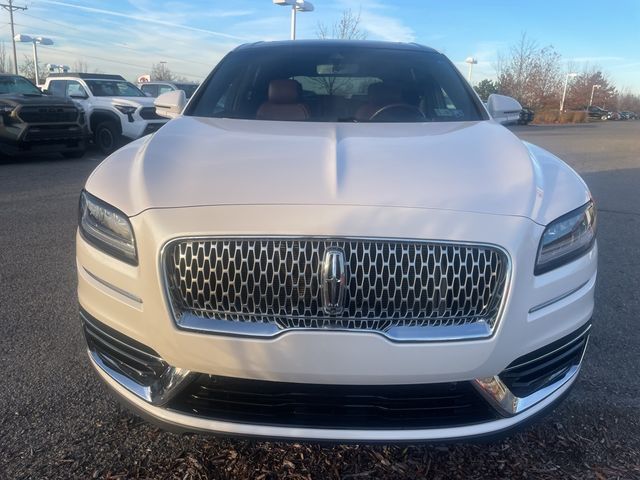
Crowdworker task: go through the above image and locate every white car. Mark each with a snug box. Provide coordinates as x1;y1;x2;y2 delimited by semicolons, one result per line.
77;40;597;442
43;73;168;153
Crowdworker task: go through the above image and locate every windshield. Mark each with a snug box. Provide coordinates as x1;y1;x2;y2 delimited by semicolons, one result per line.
0;76;42;95
175;83;198;98
188;45;484;122
85;80;145;97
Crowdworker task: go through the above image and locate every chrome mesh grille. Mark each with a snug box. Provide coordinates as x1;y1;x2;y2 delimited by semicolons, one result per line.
164;238;509;335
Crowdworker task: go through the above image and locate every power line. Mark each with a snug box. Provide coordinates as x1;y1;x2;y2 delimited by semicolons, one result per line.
0;0;27;74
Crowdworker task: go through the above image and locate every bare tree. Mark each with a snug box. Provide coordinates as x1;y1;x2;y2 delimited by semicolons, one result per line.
19;55;47;84
495;33;563;109
312;9;367;97
73;59;89;73
317;8;367;40
151;62;175;82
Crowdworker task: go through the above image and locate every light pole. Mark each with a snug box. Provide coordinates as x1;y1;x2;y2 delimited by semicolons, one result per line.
464;57;478;82
14;34;53;85
559;72;578;112
273;0;314;40
588;84;601;108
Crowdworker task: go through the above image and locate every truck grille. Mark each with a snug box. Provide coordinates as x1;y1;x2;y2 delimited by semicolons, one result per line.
164;238;509;338
18;105;78;123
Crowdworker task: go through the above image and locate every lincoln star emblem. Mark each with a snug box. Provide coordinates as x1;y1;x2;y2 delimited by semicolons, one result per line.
321;247;347;315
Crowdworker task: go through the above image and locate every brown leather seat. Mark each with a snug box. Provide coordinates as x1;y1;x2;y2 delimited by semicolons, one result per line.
256;79;310;121
355;83;404;121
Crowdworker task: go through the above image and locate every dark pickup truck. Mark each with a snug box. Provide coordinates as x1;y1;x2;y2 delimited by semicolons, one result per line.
0;74;87;158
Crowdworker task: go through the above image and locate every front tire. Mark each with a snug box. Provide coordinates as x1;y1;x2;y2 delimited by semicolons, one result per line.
94;121;120;154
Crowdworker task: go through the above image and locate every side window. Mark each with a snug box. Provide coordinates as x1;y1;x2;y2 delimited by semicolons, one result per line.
48;80;66;97
158;85;174;95
66;81;88;98
141;84;157;97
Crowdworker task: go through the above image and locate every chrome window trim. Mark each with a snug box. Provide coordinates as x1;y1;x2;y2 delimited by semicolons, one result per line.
158;235;512;343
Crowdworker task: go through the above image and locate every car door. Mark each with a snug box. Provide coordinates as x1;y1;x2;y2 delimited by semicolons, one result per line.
65;80;90;110
47;79;67;97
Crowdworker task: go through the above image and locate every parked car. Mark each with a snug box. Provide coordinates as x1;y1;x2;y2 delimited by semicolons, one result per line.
138;81;199;99
78;40;596;442
586;105;609;120
518;107;534;125
42;73;168;153
619;111;635;120
607;111;621;121
0;74;86;158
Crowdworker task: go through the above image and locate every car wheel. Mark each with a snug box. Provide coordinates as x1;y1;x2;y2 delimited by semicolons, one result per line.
62;150;86;159
94;121;120;154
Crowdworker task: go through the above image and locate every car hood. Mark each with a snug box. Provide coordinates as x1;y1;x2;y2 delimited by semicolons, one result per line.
0;93;78;107
107;96;155;108
87;117;590;224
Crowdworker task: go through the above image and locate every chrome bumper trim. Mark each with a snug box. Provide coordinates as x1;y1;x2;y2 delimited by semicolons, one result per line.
175;311;493;342
472;332;589;416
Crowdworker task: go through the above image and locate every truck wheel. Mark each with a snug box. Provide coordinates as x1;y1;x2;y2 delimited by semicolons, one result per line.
94;121;120;154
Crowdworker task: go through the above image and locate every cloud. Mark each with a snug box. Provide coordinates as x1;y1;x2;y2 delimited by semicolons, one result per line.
37;0;248;40
359;11;416;42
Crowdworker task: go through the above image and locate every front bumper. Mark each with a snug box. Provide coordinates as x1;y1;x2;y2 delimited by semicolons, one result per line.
121;117;167;140
77;204;596;441
0;123;87;155
84;307;589;441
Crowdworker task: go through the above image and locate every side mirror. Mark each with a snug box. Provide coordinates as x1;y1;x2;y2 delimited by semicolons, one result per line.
70;93;88;100
154;90;186;119
486;94;522;125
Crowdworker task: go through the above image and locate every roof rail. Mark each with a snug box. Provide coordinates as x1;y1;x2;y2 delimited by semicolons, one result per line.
47;73;126;80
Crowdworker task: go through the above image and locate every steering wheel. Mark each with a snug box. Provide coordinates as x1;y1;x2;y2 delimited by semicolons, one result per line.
369;103;426;121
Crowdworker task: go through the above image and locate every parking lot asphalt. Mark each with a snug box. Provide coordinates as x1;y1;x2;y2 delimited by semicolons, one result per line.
0;122;639;479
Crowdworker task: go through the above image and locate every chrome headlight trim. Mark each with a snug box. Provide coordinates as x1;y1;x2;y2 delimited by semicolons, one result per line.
78;190;138;265
535;201;596;275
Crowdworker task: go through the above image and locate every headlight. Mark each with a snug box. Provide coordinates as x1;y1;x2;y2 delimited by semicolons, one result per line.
535;201;596;274
79;191;137;265
114;105;137;115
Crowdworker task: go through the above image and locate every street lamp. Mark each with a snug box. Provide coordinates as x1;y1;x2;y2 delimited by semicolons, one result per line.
14;34;53;86
589;84;601;109
273;0;314;40
559;72;578;112
464;57;478;82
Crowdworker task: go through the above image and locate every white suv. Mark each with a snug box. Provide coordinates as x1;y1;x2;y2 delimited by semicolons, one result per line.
77;41;596;442
43;73;167;153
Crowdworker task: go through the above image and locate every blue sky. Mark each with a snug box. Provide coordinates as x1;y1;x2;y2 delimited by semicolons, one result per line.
4;0;639;92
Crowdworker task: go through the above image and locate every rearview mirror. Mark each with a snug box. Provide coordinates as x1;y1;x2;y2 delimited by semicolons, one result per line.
155;90;186;119
486;94;522;125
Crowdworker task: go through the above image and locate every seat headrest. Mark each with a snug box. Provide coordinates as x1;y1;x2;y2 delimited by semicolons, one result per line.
268;79;302;104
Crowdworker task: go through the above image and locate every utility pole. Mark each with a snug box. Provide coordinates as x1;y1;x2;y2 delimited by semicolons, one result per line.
0;0;27;74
